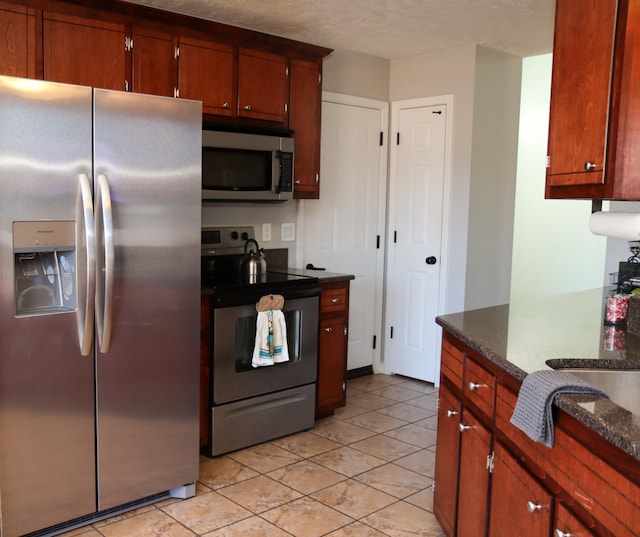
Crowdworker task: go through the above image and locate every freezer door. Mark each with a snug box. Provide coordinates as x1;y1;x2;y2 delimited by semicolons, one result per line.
0;76;97;537
93;89;202;510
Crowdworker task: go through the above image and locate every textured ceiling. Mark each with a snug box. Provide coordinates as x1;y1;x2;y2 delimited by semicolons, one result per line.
123;0;556;59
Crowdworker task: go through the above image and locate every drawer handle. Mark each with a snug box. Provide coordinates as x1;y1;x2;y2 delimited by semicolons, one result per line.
554;530;571;537
458;423;471;432
468;381;481;391
527;501;542;514
583;161;597;171
325;327;333;333
446;410;459;418
222;102;230;109
331;298;340;304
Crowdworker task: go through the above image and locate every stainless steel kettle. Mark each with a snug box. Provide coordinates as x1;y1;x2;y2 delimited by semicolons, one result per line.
242;238;267;280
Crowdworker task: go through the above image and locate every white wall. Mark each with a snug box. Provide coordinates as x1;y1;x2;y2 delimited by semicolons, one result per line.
509;54;607;302
323;50;390;101
465;47;521;309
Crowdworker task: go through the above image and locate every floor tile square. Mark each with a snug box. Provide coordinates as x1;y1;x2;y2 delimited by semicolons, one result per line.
227;442;302;473
271;429;342;457
356;463;428;499
198;456;259;490
267;459;346;494
324;521;389;536
97;509;195;537
344;410;408;433
311;479;397;519
261;497;353;537
362;500;446;536
311;445;386;477
350;434;421;461
201;515;292;536
394;448;436;477
312;418;377;444
384;422;438;448
218;475;301;513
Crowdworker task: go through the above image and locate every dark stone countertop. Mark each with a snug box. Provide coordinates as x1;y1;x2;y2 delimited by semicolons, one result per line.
436;287;640;462
285;267;355;284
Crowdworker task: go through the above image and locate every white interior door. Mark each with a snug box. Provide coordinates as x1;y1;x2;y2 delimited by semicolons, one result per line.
385;99;450;383
302;93;388;372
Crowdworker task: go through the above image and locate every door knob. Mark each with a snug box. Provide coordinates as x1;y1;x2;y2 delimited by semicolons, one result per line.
425;256;437;265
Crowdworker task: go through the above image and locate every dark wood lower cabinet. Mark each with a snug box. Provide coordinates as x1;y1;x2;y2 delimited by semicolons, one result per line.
315;280;350;417
488;442;552;537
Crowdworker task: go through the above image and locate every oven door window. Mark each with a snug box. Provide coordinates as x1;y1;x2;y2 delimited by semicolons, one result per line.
235;309;301;372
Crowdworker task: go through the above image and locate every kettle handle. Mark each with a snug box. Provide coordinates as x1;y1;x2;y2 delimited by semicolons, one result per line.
244;238;260;254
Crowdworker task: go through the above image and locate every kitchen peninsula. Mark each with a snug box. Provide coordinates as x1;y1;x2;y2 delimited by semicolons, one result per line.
433;287;640;537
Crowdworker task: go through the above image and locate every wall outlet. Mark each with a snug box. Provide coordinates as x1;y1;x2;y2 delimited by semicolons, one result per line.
281;223;295;241
262;223;272;242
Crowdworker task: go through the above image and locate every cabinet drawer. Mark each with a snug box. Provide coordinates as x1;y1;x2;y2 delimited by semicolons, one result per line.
441;338;463;389
463;357;495;417
321;287;347;313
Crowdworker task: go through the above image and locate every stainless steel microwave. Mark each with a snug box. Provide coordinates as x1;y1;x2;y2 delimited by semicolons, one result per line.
202;130;294;202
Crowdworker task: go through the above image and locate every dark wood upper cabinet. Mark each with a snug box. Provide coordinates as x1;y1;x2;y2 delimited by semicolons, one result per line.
177;36;236;117
290;59;322;199
0;2;36;78
43;11;127;91
546;0;640;200
131;26;176;98
238;48;288;124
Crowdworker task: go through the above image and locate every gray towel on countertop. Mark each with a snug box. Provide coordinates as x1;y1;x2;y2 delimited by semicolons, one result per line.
510;369;608;448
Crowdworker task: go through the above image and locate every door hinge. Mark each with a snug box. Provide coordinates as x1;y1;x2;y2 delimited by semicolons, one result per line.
285;103;288;113
124;80;129;92
124;36;133;51
344;327;347;336
486;452;494;473
173;87;180;98
545;155;551;168
376;235;380;249
285;66;289;77
379;132;383;146
390;326;394;338
393;231;397;243
372;334;377;349
174;45;180;59
396;132;400;145
318;73;322;84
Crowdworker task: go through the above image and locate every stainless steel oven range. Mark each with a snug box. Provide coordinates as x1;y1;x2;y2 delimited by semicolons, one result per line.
201;226;320;456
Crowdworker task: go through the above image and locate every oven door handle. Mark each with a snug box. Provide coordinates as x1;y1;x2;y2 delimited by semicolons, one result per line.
213;285;321;308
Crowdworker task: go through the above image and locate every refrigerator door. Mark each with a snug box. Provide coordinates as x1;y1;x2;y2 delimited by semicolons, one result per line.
0;76;97;536
93;89;202;509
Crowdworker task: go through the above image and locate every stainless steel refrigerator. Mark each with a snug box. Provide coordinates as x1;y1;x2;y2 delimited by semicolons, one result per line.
0;75;202;537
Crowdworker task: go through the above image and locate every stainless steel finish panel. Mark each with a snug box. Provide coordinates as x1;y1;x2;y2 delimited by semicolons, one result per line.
0;76;96;537
212;296;319;404
93;89;202;510
210;383;316;456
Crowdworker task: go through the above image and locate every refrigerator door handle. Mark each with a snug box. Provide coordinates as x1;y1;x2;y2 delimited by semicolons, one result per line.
78;173;96;356
95;174;114;354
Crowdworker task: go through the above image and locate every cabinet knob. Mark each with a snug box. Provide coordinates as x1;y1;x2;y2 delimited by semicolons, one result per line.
554;530;572;537
244;104;252;111
222;102;230;109
325;327;333;333
458;423;471;432
584;161;597;171
526;501;542;514
295;179;301;184
331;297;340;304
446;410;459;418
468;381;481;391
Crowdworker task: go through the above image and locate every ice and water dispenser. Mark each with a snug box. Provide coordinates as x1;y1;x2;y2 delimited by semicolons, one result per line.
13;221;76;316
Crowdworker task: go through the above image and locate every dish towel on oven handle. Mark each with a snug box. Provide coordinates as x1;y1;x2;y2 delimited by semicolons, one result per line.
252;309;290;367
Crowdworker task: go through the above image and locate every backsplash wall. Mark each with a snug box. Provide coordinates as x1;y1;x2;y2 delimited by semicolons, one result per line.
201;200;302;266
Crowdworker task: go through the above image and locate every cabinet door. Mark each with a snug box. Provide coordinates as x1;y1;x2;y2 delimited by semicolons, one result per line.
290;59;322;199
555;503;597;537
131;26;176;97
457;408;491;537
546;0;616;189
316;316;347;412
238;48;288;123
43;12;127;91
0;3;35;78
433;383;462;537
488;443;552;537
178;36;235;116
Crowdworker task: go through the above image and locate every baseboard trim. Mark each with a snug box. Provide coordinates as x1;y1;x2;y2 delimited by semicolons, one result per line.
346;365;374;379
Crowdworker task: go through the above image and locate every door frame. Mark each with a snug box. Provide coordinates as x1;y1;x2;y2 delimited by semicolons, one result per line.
298;91;388;374
384;94;454;384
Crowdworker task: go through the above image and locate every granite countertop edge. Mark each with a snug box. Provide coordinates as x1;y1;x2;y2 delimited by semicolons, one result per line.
436;316;640;462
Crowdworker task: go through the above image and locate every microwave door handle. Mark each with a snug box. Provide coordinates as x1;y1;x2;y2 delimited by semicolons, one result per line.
78;173;96;356
274;150;283;193
95;174;115;354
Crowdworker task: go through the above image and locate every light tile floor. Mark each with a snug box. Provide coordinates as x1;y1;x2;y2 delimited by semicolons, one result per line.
60;374;445;537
